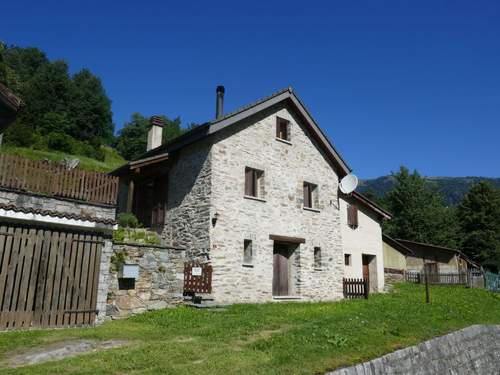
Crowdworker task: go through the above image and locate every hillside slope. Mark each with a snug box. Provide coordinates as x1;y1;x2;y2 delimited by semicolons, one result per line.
358;176;500;205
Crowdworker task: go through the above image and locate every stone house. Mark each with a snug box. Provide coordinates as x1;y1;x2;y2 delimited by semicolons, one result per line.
113;86;390;304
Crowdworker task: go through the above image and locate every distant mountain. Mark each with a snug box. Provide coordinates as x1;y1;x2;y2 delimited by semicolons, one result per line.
358;176;500;205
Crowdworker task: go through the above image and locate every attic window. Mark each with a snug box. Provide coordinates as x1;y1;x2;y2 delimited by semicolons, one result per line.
276;117;290;142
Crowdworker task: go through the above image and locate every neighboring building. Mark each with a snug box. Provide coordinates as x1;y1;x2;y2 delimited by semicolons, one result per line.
382;236;480;279
382;234;414;282
113;86;390;304
398;239;480;274
0;156;118;329
340;192;391;292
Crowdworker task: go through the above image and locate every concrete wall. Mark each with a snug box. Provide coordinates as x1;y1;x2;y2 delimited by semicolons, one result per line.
328;325;500;375
382;241;407;270
106;243;185;318
339;196;384;292
208;104;344;303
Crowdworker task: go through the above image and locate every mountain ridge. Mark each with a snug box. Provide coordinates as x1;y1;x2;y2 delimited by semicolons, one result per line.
357;176;500;205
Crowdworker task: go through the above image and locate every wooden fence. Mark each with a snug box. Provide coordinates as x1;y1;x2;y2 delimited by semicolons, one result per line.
406;271;469;285
485;272;500;292
0;223;103;330
343;278;369;299
0;154;118;205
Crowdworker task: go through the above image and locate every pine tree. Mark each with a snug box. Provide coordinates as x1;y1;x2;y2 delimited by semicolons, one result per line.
384;166;459;248
457;181;500;271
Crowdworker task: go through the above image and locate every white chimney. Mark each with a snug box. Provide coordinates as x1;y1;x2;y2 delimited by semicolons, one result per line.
147;116;163;151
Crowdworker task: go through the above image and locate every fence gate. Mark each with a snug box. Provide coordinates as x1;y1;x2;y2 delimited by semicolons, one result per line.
183;263;212;294
0;223;103;330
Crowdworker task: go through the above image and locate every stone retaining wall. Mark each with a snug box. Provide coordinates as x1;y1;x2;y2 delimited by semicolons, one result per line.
0;188;115;221
106;243;185;318
328;325;500;375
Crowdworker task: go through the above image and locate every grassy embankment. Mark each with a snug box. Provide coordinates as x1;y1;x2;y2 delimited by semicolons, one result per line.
0;284;499;374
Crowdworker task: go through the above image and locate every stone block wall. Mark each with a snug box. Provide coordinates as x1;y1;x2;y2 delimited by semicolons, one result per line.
328;325;500;375
162;140;212;261
0;188;115;221
106;243;185;318
209;105;345;303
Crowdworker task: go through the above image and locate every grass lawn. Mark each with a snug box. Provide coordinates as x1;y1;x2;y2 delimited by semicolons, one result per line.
0;146;126;173
0;284;499;374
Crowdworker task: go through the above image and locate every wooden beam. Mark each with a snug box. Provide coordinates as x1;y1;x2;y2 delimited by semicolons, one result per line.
126;180;134;213
269;234;306;244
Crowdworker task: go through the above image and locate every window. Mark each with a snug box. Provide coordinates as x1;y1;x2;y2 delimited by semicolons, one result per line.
344;254;351;266
245;167;264;198
243;239;253;264
276;117;290;141
347;204;358;229
314;247;322;269
303;182;318;209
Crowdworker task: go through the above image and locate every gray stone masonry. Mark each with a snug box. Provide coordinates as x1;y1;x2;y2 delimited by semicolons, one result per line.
327;325;500;375
0;188;115;221
106;243;185;318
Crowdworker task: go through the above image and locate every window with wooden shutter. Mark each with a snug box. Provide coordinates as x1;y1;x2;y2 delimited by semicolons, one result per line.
244;167;263;198
347;204;359;229
303;182;318;209
276;117;290;141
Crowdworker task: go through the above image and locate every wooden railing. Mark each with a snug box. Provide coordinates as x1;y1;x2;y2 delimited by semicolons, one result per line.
0;154;118;205
343;278;369;299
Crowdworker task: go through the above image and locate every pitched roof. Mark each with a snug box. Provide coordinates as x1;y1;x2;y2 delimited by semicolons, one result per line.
111;87;351;177
396;239;481;268
382;234;414;255
343;191;392;220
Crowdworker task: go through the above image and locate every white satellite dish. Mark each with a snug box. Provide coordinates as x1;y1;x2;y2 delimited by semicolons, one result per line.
339;173;358;194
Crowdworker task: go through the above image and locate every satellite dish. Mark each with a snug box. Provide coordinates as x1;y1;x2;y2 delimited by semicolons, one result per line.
339;173;358;194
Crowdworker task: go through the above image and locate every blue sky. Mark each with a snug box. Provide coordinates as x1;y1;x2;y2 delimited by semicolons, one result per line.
2;1;499;178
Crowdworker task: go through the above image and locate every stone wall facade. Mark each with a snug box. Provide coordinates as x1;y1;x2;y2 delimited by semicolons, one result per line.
162;140;212;261
327;325;500;375
0;188;115;222
208;104;345;303
106;243;185;318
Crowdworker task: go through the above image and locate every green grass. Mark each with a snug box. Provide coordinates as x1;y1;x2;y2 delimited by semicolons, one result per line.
0;284;499;374
0;146;126;173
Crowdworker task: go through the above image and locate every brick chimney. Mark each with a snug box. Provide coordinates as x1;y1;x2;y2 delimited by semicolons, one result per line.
147;115;163;151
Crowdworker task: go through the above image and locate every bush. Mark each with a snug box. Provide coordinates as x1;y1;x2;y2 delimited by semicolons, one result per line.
47;132;74;153
117;212;139;228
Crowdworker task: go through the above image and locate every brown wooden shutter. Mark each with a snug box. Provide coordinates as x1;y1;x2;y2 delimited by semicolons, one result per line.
304;183;311;208
276;118;281;138
245;168;253;196
347;204;358;228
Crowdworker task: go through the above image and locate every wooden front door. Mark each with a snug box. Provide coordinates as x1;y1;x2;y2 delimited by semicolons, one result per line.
273;244;290;296
362;255;371;282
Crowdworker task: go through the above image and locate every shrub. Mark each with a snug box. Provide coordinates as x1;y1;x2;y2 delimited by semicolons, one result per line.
117;212;139;228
